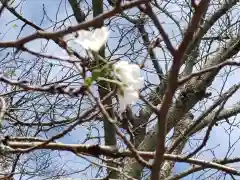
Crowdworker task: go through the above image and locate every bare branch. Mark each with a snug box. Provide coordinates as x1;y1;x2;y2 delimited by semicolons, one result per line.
150;1;210;179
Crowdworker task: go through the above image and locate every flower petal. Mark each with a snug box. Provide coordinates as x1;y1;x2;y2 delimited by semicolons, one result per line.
118;86;139;112
113;61;143;90
74;26;109;52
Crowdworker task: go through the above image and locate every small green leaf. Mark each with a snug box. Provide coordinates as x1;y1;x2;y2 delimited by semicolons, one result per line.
92;69;102;81
12;24;18;28
84;77;92;87
115;68;120;73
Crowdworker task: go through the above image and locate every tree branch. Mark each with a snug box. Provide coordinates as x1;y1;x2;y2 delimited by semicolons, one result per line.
150;1;210;179
0;0;149;48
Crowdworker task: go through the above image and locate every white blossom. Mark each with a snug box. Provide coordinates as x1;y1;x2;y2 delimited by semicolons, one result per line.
74;26;109;52
113;61;144;89
113;61;144;111
118;86;139;112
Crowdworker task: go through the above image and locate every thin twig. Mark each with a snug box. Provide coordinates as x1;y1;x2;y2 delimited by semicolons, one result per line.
168;83;240;154
0;0;149;48
89;91;152;168
179;61;240;85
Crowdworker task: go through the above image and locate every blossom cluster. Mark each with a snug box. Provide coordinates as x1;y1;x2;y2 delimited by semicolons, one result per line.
113;61;144;111
67;26;144;111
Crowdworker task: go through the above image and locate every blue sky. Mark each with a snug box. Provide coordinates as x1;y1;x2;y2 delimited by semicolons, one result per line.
1;0;240;179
